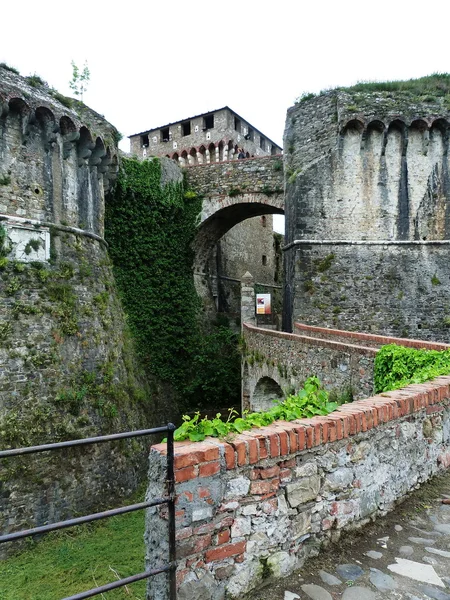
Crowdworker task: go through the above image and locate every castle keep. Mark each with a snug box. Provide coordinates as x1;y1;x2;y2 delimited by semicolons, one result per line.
129;106;282;165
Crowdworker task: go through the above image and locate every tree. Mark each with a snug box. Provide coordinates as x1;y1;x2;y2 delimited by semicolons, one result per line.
69;60;90;101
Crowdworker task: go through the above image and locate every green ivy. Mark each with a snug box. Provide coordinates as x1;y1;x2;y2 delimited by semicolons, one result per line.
106;157;241;412
374;344;450;392
171;376;339;442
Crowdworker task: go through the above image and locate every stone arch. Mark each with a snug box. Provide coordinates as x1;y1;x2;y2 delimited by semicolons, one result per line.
7;97;30;140
366;119;385;133
341;118;365;135
410;119;429;132
193;199;284;276
181;150;188;167
199;145;206;164
89;136;106;168
8;97;30;117
389;118;407;130
60;115;77;136
252;376;283;412
188;147;197;165
218;140;224;162
208;143;216;163
172;152;179;163
77;126;94;165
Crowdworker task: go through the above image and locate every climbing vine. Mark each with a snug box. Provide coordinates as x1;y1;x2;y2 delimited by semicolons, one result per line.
106;157;241;412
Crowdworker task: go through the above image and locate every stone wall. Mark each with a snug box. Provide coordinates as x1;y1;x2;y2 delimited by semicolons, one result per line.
185;155;283;203
283;89;450;337
242;324;375;412
287;241;450;341
146;376;450;599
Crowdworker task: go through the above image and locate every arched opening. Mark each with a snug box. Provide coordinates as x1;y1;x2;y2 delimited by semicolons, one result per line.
208;143;216;163
77;126;94;164
194;197;284;320
198;145;206;165
252;376;283;412
172;152;179;163
218;140;224;162
189;147;197;166
341;118;365;135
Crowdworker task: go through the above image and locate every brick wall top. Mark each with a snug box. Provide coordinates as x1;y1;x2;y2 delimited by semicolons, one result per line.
294;322;450;351
151;375;450;478
243;323;377;356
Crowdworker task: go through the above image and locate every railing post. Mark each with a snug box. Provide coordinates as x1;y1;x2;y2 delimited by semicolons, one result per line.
166;423;177;600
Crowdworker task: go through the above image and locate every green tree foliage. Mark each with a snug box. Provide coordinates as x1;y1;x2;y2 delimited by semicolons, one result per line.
69;60;90;101
106;157;241;413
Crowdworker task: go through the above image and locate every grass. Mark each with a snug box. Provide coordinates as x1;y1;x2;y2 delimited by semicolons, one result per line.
296;73;450;103
0;500;147;600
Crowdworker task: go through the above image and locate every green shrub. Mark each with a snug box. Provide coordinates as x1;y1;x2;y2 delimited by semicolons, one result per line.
171;376;340;442
374;344;450;392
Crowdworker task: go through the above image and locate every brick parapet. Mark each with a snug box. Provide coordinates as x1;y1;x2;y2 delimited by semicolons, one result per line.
147;376;450;598
294;322;450;351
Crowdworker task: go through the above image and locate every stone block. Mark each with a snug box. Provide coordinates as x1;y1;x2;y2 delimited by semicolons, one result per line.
286;476;321;507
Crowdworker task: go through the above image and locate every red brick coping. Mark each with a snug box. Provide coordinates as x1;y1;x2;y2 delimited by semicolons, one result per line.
294;322;450;351
243;323;377;355
151;376;450;483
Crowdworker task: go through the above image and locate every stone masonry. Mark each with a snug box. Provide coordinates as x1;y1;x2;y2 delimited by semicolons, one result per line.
146;376;450;599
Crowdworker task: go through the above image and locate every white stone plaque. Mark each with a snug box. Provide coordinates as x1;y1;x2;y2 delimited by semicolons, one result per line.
6;224;50;262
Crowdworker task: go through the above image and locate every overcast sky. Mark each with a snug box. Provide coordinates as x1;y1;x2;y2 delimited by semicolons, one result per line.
2;0;449;233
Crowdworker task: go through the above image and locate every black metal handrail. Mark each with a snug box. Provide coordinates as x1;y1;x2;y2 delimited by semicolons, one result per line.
0;424;177;599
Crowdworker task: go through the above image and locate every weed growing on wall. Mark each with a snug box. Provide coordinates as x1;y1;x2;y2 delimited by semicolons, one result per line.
106;157;241;413
375;344;450;392
171;376;339;441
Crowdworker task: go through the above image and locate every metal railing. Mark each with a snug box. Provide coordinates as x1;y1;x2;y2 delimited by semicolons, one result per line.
0;424;177;600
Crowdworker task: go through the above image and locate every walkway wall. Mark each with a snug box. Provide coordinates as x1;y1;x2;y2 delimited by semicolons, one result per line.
242;324;376;412
146;378;450;599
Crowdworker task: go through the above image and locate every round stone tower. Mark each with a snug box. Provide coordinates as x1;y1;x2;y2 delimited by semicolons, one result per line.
283;79;450;341
0;66;149;549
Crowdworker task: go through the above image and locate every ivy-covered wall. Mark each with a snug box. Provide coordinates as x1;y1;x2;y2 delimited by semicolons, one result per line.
105;157;241;417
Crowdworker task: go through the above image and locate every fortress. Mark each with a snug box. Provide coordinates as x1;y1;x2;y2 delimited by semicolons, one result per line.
2;66;450;567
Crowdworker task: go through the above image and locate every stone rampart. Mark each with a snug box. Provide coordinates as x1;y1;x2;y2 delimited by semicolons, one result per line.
242;324;376;413
146;377;450;599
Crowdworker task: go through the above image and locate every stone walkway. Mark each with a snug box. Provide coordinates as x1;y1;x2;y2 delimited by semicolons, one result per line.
248;472;450;600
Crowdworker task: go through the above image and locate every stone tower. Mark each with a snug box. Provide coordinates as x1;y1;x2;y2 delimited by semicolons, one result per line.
283;81;450;341
0;66;149;548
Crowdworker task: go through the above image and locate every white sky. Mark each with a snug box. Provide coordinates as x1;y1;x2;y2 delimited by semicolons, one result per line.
2;0;450;234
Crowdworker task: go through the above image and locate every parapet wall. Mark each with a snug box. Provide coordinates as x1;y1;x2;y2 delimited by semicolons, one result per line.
146;377;450;599
294;322;450;350
185;155;284;203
